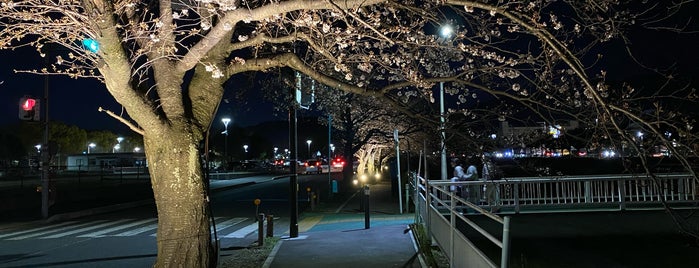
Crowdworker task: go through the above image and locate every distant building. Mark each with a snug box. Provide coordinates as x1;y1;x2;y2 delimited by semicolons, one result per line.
65;152;147;173
499;120;579;140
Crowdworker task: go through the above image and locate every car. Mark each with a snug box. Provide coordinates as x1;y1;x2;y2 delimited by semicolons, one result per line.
304;159;322;174
330;157;345;173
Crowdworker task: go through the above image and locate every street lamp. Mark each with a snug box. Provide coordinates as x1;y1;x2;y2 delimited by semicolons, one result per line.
438;24;453;181
306;139;312;159
274;147;278;158
221;117;231;159
243;144;249;160
87;143;96;154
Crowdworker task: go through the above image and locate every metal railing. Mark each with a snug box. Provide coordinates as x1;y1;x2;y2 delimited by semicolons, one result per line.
447;173;698;213
412;173;698;268
413;174;511;268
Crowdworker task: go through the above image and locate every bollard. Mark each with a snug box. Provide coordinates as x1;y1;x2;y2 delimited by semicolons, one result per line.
257;213;265;246
266;214;274;237
364;184;370;229
254;199;261;221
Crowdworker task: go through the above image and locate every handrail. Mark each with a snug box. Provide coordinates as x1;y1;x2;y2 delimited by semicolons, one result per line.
412;172;697;268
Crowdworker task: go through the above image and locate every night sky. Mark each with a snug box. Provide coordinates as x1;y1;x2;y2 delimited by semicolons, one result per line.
0;47;281;134
1;11;697;134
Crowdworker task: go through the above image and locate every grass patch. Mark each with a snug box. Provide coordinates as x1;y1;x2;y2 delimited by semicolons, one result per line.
219;237;280;268
410;223;449;268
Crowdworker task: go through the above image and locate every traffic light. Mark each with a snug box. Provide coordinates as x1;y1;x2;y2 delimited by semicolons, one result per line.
19;96;40;121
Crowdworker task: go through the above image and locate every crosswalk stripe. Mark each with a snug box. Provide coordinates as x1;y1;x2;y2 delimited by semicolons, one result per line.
8;221;106;240
77;219;155;238
213;218;247;233
0;221;77;239
2;217;261;240
112;219;159;236
42;219;131;239
222;222;259;238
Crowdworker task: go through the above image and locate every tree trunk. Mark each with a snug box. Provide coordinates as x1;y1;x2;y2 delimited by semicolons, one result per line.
144;127;211;267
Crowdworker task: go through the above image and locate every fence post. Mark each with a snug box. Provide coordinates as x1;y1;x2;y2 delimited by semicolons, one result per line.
678;176;686;201
501;216;511;268
618;179;626;210
584;181;592;203
513;183;520;213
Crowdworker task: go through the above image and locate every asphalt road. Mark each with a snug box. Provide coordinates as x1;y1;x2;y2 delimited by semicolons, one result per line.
0;173;336;267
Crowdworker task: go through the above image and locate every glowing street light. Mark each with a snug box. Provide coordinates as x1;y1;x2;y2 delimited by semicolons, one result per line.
306;139;312;159
243;144;249;160
222;117;231;159
87;143;96;154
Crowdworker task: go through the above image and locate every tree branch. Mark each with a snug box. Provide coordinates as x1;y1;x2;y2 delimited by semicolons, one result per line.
98;107;145;135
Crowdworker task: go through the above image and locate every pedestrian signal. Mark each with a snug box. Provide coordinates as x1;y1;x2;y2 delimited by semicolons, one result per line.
19;97;40;121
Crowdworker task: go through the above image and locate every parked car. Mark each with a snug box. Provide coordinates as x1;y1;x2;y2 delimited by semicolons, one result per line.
304;159;322;174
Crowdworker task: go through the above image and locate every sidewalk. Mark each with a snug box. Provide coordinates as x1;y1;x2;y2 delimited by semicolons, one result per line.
265;181;424;268
2;173;426;267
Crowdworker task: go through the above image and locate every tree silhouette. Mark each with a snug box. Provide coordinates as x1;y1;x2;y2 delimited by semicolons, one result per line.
2;0;697;266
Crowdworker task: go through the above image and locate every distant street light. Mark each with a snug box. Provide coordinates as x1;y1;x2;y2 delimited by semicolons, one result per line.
243;144;249;160
222;117;231;159
306;139;312;159
87;143;96;154
114;137;124;153
134;147;141;153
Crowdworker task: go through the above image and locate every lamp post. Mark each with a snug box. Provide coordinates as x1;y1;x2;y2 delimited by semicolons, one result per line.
439;25;453;181
243;145;249;160
87;143;96;154
306;139;312;159
221;117;231;159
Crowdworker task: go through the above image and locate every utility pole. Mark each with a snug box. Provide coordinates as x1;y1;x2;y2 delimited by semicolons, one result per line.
41;54;50;219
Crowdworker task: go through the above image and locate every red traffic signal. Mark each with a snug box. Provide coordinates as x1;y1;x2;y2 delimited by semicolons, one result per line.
22;98;36;111
19;96;40;121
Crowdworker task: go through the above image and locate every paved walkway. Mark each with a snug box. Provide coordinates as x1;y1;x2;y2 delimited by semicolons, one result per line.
265;181;423;268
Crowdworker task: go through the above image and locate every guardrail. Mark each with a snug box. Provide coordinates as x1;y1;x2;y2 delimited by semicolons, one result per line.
413;174;511;268
412;173;698;268
442;173;698;213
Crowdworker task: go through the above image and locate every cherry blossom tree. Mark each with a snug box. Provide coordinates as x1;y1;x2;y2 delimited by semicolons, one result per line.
2;0;697;266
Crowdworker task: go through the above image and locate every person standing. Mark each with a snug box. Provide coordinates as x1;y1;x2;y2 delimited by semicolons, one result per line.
482;156;500;211
450;158;478;202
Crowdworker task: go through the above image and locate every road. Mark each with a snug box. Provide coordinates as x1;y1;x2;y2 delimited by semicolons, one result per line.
0;173;337;268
